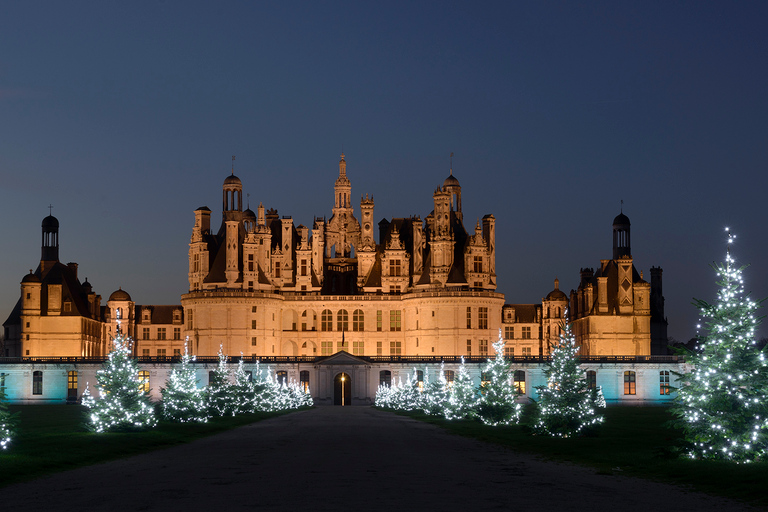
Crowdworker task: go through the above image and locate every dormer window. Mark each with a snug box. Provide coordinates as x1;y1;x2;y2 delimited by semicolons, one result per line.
389;259;401;277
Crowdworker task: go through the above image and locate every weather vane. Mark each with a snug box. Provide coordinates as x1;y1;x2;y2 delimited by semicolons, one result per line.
450;152;454;175
231;155;235;174
48;204;53;216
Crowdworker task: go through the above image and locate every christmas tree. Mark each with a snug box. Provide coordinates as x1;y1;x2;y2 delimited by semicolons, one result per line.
231;356;256;415
422;363;449;416
160;341;208;423
672;229;768;462
534;314;605;437
475;330;521;426
206;345;233;417
444;357;477;420
82;330;157;432
0;387;18;450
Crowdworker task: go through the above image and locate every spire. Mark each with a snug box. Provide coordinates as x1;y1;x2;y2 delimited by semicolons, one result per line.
339;152;347;177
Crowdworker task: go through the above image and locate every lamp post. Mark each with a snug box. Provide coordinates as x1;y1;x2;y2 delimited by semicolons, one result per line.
341;374;345;406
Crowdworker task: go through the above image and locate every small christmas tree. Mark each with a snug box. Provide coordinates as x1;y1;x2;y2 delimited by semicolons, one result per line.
475;330;521;426
534;314;605;437
82;331;157;432
0;387;18;450
231;356;256;415
422;363;449;416
672;229;768;462
445;357;477;420
206;345;233;417
160;341;208;423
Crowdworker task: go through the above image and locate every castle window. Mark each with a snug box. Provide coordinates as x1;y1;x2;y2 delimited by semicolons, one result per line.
321;310;333;331
522;326;532;339
252;306;257;312
504;326;514;339
67;371;77;401
376;310;382;331
321;341;332;355
353;341;364;355
473;256;482;272
389;310;401;331
466;307;472;329
276;371;288;386
188;310;193;330
390;259;401;277
157;328;166;340
586;370;597;390
32;371;43;395
624;371;636;395
142;349;150;357
514;371;526;394
337;339;348;352
377;341;382;355
251;337;257;346
138;370;150;393
248;254;254;272
337;309;349;332
274;265;281;278
479;339;488;356
522;347;532;356
300;371;310;392
478;307;488;329
416;370;424;390
142;328;150;340
157;349;166;358
390;341;402;355
193;253;200;272
466;339;472;356
505;346;514;358
173;348;181;357
379;370;391;387
660;371;670;395
352;309;364;331
64;302;71;313
480;372;490;390
301;259;307;276
173;328;180;340
444;370;455;387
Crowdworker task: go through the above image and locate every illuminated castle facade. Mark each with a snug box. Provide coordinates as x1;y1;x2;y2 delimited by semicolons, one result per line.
2;155;673;405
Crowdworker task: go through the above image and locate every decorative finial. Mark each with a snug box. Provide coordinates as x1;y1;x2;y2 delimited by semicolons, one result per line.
620;199;623;213
48;204;53;216
247;193;250;209
231;155;235;175
450;152;454;175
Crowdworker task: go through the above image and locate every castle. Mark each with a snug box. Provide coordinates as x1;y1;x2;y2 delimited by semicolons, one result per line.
2;155;673;405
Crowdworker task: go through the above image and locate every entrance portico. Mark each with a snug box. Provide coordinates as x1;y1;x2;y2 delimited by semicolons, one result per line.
313;351;372;405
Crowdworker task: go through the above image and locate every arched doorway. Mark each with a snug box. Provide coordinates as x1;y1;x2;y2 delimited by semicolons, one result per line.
334;372;351;406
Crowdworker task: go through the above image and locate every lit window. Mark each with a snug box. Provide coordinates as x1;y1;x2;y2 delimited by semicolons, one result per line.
514;370;526;394
376;310;382;332
376;341;382;355
389;310;401;331
586;370;596;390
300;371;310;392
624;371;636;395
67;370;78;401
660;371;670;395
416;370;424;390
353;309;364;331
480;372;490;390
276;371;288;386
321;341;333;355
337;339;348;352
32;370;43;395
138;370;150;393
390;341;402;355
353;341;364;355
444;370;455;387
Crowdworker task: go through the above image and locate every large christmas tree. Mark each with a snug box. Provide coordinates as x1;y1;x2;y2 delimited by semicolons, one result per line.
160;341;208;423
474;330;521;426
534;315;605;437
673;229;768;462
0;387;18;450
82;330;157;432
444;357;477;420
206;345;233;417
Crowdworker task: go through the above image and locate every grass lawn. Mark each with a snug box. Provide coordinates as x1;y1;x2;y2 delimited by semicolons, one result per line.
393;405;768;507
0;404;294;489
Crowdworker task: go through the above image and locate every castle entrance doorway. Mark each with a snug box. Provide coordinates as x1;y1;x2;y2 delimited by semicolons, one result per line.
334;372;351;406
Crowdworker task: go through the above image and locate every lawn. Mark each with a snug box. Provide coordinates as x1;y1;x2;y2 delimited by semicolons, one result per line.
393;405;768;508
0;404;293;488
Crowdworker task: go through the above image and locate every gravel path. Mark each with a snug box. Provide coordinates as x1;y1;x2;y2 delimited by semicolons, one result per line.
0;407;757;511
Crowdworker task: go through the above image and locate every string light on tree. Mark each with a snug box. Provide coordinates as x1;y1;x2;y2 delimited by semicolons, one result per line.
534;312;605;437
160;340;208;423
672;228;768;463
474;329;521;426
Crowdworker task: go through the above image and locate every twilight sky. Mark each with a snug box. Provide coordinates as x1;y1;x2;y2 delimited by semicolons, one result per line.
1;1;766;342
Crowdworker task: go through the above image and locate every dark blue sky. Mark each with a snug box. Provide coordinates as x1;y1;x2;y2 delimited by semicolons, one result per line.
2;1;767;342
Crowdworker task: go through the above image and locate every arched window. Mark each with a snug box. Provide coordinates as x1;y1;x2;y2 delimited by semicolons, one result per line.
660;370;670;395
300;370;310;392
586;370;596;390
337;309;349;332
379;370;392;387
624;371;636;395
513;370;526;394
321;309;333;331
352;309;364;331
138;370;150;394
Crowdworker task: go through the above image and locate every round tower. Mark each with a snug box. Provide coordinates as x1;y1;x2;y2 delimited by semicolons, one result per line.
223;173;243;221
612;212;631;259
41;214;59;262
